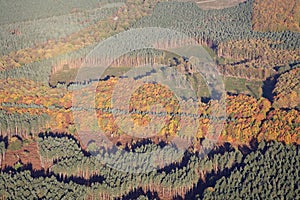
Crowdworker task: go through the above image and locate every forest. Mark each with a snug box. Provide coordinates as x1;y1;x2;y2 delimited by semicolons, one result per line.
0;0;299;199
0;135;298;199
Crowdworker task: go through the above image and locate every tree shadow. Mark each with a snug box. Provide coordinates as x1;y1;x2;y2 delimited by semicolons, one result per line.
262;75;278;102
117;188;160;200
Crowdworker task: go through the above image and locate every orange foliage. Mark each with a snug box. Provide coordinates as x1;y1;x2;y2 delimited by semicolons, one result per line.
1;77;298;146
273;68;300;109
0;0;160;71
220;95;271;144
252;0;300;32
258;109;300;144
218;39;300;72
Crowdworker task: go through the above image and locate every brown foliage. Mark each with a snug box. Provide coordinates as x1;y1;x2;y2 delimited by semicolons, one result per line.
218;39;299;71
220;95;271;144
258;109;300;144
273;68;300;109
252;0;300;32
0;0;160;71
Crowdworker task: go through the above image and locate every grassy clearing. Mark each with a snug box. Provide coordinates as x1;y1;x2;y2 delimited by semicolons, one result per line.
187;73;210;98
225;76;263;98
49;47;263;99
188;73;263;99
101;66;132;78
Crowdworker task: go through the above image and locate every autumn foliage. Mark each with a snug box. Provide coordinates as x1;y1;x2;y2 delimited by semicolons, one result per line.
273;68;300;109
258;109;300;144
252;0;300;32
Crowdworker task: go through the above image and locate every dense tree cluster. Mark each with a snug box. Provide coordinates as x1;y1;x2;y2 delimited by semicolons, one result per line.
0;140;5;167
0;79;75;132
218;39;299;68
258;109;300;144
0;0;124;25
38;134;83;165
0;1;299;199
37;134;243;198
1;74;299;145
0;6;117;56
0;170;88;200
221;95;271;144
252;0;300;32
0;44;97;84
49;48;170;87
273;68;300;109
134;0;300;50
0;110;49;139
0;0;161;71
2;135;298;199
202;141;300;199
129;0;300;92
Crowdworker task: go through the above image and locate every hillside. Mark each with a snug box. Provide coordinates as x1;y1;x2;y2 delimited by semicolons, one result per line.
0;0;299;199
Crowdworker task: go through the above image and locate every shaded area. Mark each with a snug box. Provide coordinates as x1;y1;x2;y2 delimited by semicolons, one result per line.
262;75;278;102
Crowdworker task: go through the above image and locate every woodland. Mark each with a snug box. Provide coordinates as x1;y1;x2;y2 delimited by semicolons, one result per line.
0;0;299;199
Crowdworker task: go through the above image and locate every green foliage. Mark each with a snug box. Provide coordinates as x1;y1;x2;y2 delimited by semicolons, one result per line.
37;134;242;198
0;6;117;56
3;135;300;199
0;171;87;200
0;109;50;138
137;195;149;200
7;137;22;151
0;0;124;25
0;141;5;153
225;77;263;98
202;141;300;199
134;0;300;50
0;45;95;83
38;134;82;162
13;161;23;170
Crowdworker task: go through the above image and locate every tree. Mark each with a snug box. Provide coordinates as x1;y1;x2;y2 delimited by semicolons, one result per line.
0;141;5;167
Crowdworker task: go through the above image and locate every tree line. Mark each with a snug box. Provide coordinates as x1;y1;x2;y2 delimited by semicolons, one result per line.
1;135;298;199
37;133;243;199
0;110;50;139
202;141;300;199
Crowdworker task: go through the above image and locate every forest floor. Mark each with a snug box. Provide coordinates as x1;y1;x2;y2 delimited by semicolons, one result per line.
2;141;42;170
